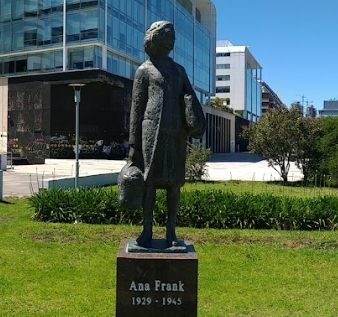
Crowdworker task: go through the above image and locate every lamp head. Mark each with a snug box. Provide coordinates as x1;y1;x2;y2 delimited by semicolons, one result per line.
69;84;86;103
69;83;86;91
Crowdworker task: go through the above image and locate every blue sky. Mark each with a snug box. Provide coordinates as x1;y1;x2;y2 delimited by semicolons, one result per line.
213;0;338;110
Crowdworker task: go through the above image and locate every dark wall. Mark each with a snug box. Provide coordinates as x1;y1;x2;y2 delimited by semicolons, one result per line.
8;81;51;163
235;116;250;152
50;80;132;143
8;69;133;161
8;81;51;141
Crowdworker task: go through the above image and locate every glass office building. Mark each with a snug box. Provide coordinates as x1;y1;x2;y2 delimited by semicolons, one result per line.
0;0;216;100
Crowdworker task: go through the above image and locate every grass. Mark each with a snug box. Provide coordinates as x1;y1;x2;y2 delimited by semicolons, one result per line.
0;198;337;316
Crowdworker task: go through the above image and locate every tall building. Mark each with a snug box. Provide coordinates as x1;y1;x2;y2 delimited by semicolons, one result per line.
305;104;317;118
0;0;215;100
291;101;304;116
261;81;284;115
0;0;217;161
215;40;262;122
319;100;338;117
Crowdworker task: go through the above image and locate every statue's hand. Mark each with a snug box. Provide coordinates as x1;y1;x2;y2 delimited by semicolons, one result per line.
128;146;143;168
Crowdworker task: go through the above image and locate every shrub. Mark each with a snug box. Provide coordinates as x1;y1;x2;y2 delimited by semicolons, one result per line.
185;143;211;181
30;188;338;230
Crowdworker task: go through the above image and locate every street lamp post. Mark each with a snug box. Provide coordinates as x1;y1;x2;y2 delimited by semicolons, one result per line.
69;83;85;189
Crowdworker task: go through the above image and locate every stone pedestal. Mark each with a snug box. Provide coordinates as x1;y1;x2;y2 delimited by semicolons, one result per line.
116;240;198;317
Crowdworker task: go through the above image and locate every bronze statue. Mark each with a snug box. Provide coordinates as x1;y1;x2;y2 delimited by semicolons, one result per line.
119;21;205;248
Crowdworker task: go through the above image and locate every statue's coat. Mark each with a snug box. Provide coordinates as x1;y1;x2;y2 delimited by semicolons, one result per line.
129;57;205;188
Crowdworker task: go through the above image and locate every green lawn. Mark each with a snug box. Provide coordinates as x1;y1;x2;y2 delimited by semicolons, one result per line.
0;199;337;317
183;180;338;198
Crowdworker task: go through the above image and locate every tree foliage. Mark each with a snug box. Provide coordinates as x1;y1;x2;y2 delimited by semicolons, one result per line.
211;97;225;107
185;143;211;182
244;108;323;183
210;97;234;114
316;116;338;186
293;117;322;182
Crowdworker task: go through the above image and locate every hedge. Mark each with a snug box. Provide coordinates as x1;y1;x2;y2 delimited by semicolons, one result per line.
29;188;338;230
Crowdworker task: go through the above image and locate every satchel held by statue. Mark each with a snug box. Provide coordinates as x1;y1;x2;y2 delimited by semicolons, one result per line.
118;163;144;210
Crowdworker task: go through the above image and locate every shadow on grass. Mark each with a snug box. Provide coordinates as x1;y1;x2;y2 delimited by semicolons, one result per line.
0;199;13;205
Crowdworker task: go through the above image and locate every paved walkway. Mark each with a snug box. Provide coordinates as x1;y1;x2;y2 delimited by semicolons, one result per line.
205;153;302;182
2;153;302;197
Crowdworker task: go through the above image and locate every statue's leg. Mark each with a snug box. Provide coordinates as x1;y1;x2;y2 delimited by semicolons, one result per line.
136;186;155;247
166;186;180;247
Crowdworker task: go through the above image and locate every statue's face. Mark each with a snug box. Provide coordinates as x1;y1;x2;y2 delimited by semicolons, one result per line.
144;21;175;58
161;25;175;51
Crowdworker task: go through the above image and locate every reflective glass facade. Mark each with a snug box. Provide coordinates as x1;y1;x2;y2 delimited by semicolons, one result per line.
0;0;215;97
245;68;261;122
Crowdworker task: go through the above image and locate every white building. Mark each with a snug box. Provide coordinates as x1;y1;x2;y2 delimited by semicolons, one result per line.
215;41;262;122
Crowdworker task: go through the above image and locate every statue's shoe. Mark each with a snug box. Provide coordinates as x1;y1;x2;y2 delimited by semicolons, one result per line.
166;230;178;248
136;230;153;248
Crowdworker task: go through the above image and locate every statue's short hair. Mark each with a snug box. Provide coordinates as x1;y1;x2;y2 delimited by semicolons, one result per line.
144;21;175;58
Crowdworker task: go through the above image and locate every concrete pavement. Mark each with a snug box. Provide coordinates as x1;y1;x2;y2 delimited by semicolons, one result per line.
205;153;302;182
2;153;303;197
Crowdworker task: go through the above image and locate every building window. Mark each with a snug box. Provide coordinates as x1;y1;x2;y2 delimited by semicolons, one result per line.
24;29;38;46
68;46;100;70
216;86;230;93
66;0;80;11
216;75;230;81
0;0;11;22
12;0;24;20
67;9;98;42
41;52;54;71
216;63;230;69
51;26;63;44
54;50;63;69
24;0;38;17
52;0;64;13
216;52;230;57
177;0;193;14
12;21;24;49
81;0;99;9
68;47;84;69
3;60;15;74
195;8;201;23
67;12;81;41
28;54;41;71
84;46;94;68
107;51;126;78
15;58;27;72
80;10;98;40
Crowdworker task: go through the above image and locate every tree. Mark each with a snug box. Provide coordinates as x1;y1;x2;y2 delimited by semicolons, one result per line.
244;108;301;182
210;97;225;107
316;116;338;186
294;117;322;182
210;97;234;114
245;108;324;183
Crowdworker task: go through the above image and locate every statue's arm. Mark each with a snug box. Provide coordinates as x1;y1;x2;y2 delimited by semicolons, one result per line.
180;66;206;138
128;66;148;167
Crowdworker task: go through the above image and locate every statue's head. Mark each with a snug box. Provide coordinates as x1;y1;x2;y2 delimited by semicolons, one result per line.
144;21;175;58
